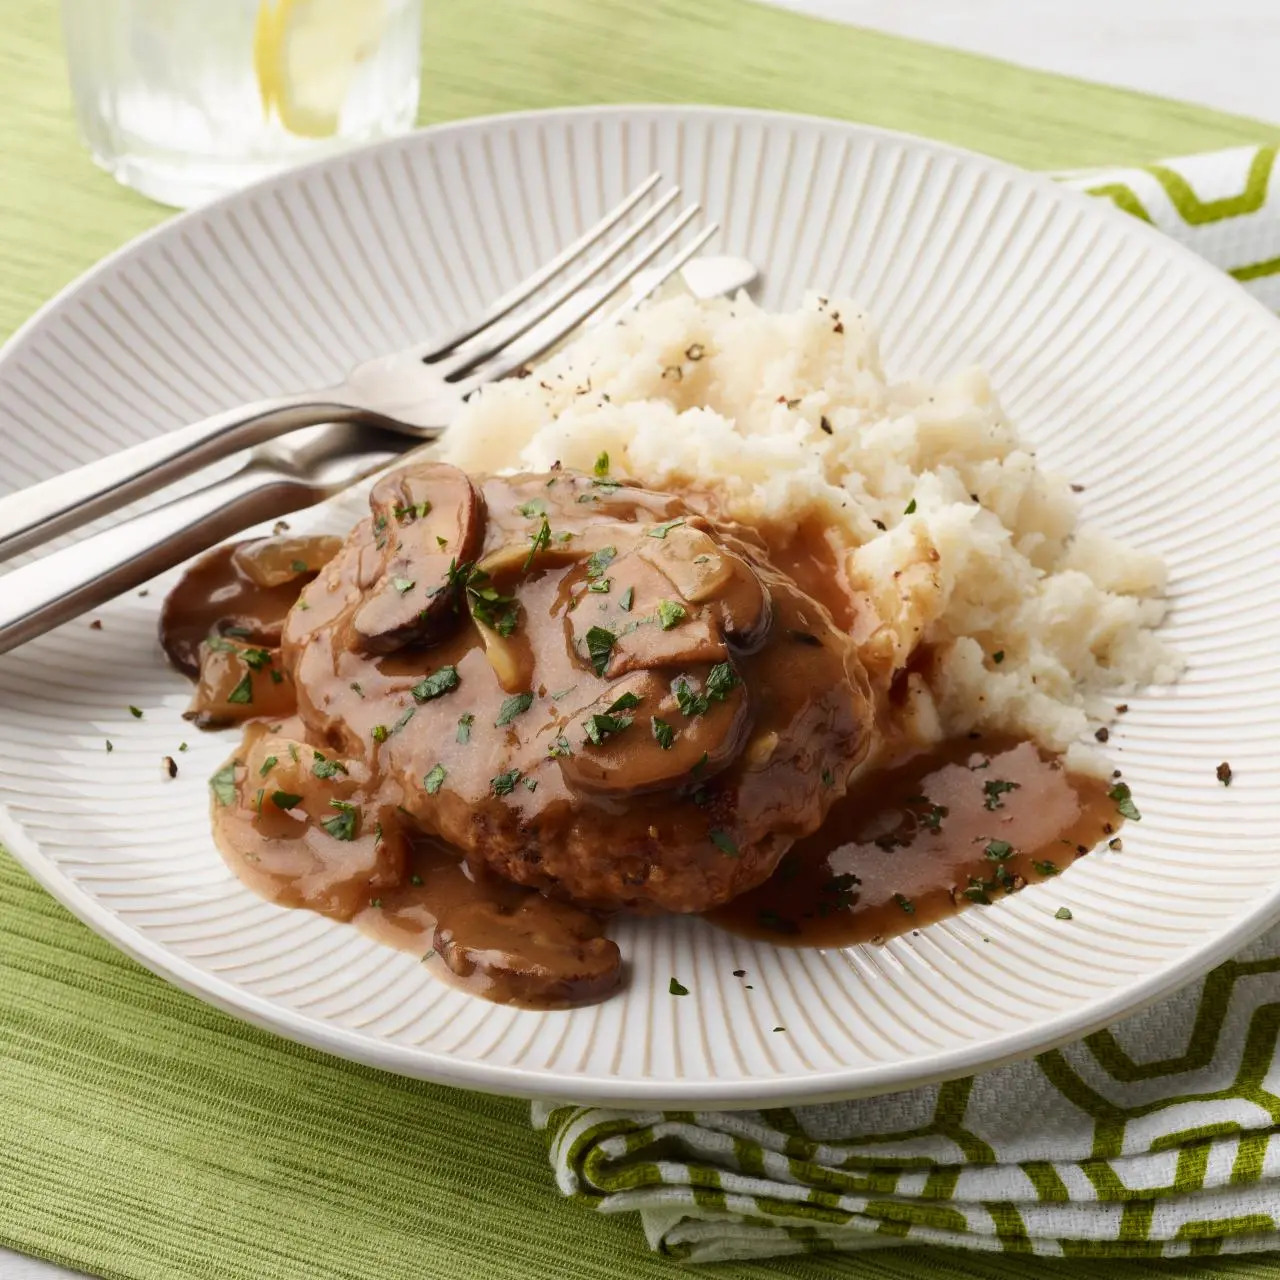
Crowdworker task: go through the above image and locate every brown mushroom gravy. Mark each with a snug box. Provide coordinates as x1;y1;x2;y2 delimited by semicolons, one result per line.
709;737;1117;946
166;462;1123;1009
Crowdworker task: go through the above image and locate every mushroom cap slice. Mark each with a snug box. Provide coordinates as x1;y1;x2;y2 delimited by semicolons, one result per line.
556;666;751;796
433;896;622;1007
565;529;773;678
351;463;485;654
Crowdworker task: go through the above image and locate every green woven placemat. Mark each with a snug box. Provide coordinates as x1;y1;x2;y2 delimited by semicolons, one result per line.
1;2;1277;1277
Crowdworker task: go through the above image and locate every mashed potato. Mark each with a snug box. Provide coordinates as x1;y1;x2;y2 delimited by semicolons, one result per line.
439;292;1179;764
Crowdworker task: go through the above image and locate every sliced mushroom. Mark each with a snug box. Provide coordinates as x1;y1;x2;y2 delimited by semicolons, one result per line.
184;642;296;728
231;535;343;589
351;462;485;654
564;531;771;678
160;540;313;677
556;666;750;796
637;523;772;652
433;895;622;1007
468;541;582;692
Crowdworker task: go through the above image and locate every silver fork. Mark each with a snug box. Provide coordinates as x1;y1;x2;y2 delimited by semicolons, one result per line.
0;423;404;655
0;173;717;563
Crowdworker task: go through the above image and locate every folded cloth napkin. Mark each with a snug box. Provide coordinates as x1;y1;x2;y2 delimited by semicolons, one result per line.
534;144;1280;1264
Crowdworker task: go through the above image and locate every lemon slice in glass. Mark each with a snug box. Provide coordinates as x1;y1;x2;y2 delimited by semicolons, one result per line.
254;0;389;139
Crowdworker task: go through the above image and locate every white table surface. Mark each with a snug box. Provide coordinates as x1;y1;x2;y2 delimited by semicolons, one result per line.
5;3;1275;1278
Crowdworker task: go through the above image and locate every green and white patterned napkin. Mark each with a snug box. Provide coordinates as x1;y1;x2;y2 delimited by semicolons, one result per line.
1063;143;1280;308
535;145;1280;1265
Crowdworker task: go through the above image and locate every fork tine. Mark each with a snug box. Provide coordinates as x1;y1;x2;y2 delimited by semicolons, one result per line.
418;172;663;365
438;187;684;381
451;211;717;392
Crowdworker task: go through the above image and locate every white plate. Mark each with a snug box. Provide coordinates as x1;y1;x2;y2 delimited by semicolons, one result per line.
1;106;1277;1108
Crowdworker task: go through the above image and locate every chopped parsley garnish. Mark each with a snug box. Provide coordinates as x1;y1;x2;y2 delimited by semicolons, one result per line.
1109;781;1142;821
258;755;278;778
423;764;447;795
239;647;272;671
619;586;634;612
607;691;642;713
983;778;1020;810
709;829;739;857
1055;906;1074;921
668;977;689;996
209;763;238;806
393;500;431;522
105;740;113;753
587;578;611;594
594;451;610;477
652;718;675;750
456;712;475;744
269;669;284;684
992;650;1005;664
585;545;617;580
821;767;835;789
287;743;300;763
546;734;573;760
178;742;189;752
523;776;538;793
128;705;143;719
312;752;348;780
436;557;475;596
706;662;739;702
516;498;547;518
468;579;520;636
371;724;389;743
674;677;703;718
290;559;309;573
411;665;460;703
392;576;415;594
550;686;577;700
904;498;917;515
523;515;552;570
582;714;627;745
271;790;303;811
984;839;1014;862
894;893;915;914
916;801;948;832
657;599;687;630
962;877;992;905
647;517;686;540
322;799;359;841
673;664;739;719
392;706;416;733
491;768;521;796
496;692;534;726
585;626;615;676
226;673;253;705
1032;860;1060;877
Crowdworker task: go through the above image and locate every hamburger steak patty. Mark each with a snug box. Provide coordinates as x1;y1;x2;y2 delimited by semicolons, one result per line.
280;462;875;913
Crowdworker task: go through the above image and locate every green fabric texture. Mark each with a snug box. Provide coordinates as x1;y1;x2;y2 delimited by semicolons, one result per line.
1;0;1279;1277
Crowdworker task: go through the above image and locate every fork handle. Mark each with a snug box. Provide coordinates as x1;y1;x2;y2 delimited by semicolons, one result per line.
0;391;378;563
0;462;316;656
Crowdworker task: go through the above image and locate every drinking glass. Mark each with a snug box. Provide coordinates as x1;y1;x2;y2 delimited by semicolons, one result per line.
61;0;422;208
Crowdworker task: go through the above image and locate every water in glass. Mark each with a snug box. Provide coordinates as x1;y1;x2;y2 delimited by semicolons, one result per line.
61;0;422;208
